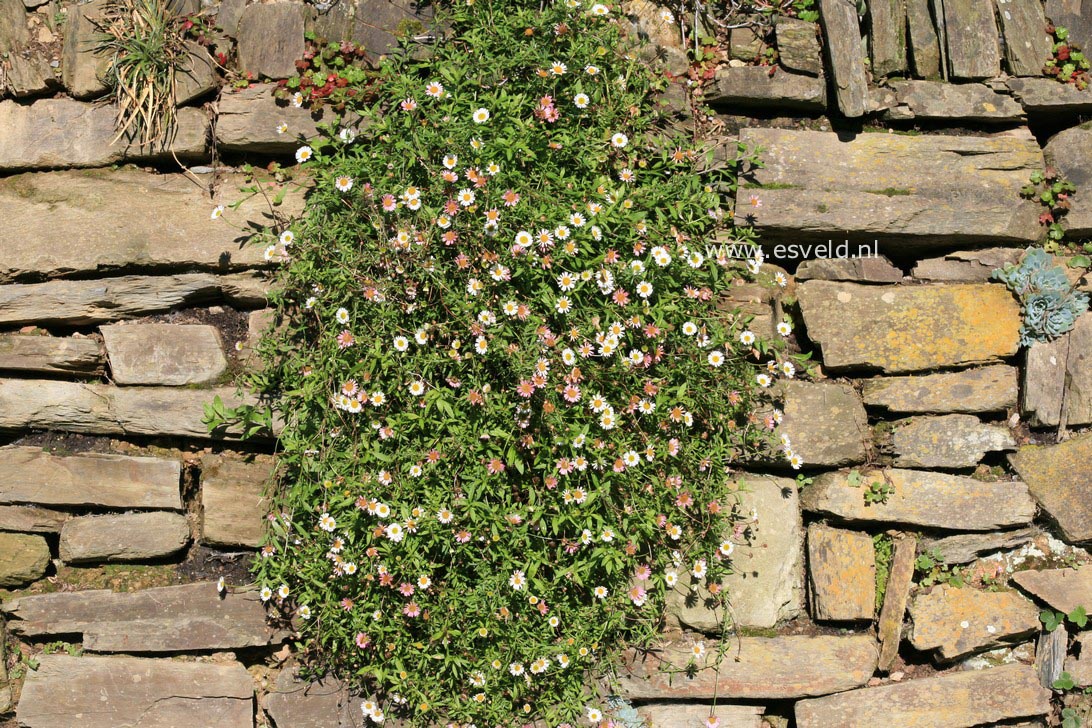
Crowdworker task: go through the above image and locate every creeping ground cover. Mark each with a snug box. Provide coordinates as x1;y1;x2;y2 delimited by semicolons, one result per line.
211;1;806;724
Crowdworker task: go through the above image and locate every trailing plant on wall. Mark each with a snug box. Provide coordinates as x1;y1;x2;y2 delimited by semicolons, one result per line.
994;247;1090;346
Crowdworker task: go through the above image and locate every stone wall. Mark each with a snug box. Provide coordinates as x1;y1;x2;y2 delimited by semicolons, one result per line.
0;0;1091;726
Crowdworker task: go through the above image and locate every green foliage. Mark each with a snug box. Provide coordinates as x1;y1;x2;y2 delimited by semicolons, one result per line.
847;470;892;505
40;641;82;657
1057;671;1077;691
1021;168;1078;244
218;1;795;724
275;36;381;111
1041;605;1089;632
1045;25;1090;90
993;247;1090;346
873;533;893;609
914;548;964;588
1062;707;1083;728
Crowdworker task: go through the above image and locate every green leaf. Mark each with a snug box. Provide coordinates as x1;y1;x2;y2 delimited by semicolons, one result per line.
1068;605;1088;628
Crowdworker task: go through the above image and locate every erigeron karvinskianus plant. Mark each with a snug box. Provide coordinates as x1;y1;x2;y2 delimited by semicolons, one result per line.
213;1;802;724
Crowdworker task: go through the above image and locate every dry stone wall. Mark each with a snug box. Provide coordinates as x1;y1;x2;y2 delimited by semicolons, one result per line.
0;0;1091;726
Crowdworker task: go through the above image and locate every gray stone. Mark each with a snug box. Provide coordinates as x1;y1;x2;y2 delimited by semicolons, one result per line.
102;323;227;386
59;511;190;563
309;0;434;60
1064;312;1092;425
920;526;1040;563
795;256;903;282
802;468;1037;530
1007;77;1092;115
1036;625;1067;688
637;704;764;728
995;0;1054;75
706;66;826;111
718;280;778;340
1045;0;1092;52
625;0;689;76
0;505;69;533
0;532;49;587
0;446;181;509
906;0;942;77
216;82;343;153
1009;434;1092;543
0;169;300;283
3;51;57;98
1045;126;1092;239
729;24;764;61
819;0;870;117
0;381;268;440
869;0;908;76
200;453;272;549
1024;333;1069;426
16;654;254;728
0;334;103;375
884;80;1026;123
912;247;1023;281
797;281;1021;373
263;667;364;728
237;2;305;79
861;365;1019;414
889;414;1016;468
60;0;109;98
877;534;917;670
0;99;207;171
1067;633;1092;687
175;40;219;105
807;524;875;621
780;380;870;466
1012;564;1092;613
217;0;247;35
617;635;878;699
776;16;823;75
909;584;1040;660
795;663;1051;727
4;581;286;652
943;0;1002;78
668;474;803;631
735;128;1043;248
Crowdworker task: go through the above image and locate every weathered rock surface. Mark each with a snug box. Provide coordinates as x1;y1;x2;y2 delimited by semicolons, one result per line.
885;80;1025;122
861;365;1018;414
1023;334;1070;426
0;99;207;171
819;0;869;116
16;654;254;728
889;414;1016;468
1063;312;1092;425
0;334;103;375
237;1;305;79
795;663;1051;727
4;581;285;652
200;453;272;549
909;584;1040;660
59;511;190;563
807;524;875;621
1068;633;1092;687
706;66;826;111
868;0;907;76
0;273;267;327
669;474;803;630
995;0;1053;75
0;0;54;98
943;0;1002;78
617;635;878;699
779;381;869;466
0;446;181;509
1012;564;1092;613
263;667;363;728
795;255;903;282
0;532;49;587
1007;77;1092;115
912;247;1023;281
736;129;1042;247
1037;623;1068;688
0;504;69;533
309;0;435;59
1045;0;1092;52
802;468;1036;530
775;16;822;75
1045;126;1092;238
102;323;227;386
60;0;109;99
905;0;941;77
877;534;917;670
0;380;264;439
797;281;1021;373
637;704;764;728
1009;434;1092;543
175;41;218;105
920;526;1040;563
216;83;353;153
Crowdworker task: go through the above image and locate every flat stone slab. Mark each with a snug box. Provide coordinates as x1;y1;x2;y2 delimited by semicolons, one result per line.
0;99;207;171
889;414;1016;468
802;468;1036;530
795;256;903;282
59;511;190;563
1007;78;1092;115
0;335;103;375
668;474;803;630
905;0;941;77
885;80;1025;122
869;0;907;76
706;66;826;111
795;663;1051;727
617;635;878;699
102;323;227;386
1062;312;1092;425
735;129;1042;247
262;667;363;728
779;381;869;465
912;247;1023;282
1023;334;1069;426
909;584;1040;660
200;454;272;549
4;581;286;652
1068;634;1092;687
0;446;181;509
807;524;875;621
1046;126;1092;238
1009;434;1092;543
877;534;917;671
797;282;1021;373
995;0;1053;76
920;526;1040;564
943;0;1002;79
0;169;302;283
819;0;869;117
775;16;822;75
0;532;49;587
237;1;305;79
0;504;69;533
862;365;1018;414
637;704;764;728
216;83;349;154
0;381;264;440
16;654;254;728
1012;564;1092;613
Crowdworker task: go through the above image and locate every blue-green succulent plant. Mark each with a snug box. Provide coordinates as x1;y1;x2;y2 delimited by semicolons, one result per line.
994;247;1090;346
